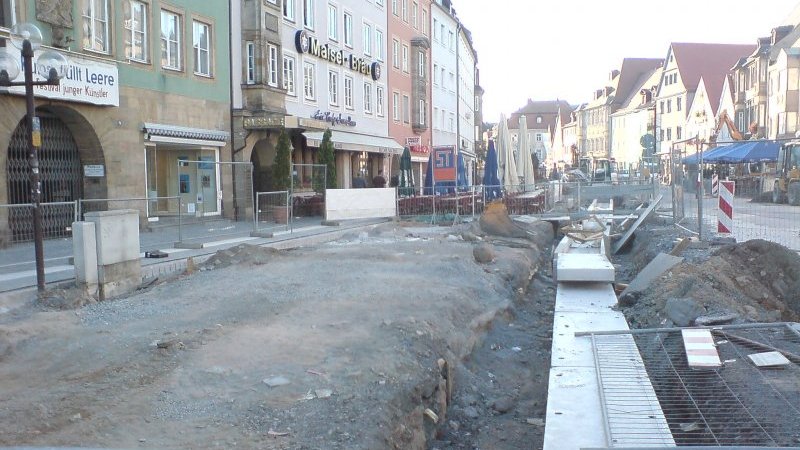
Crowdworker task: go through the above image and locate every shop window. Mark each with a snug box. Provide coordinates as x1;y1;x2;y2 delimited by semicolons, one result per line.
179;174;190;193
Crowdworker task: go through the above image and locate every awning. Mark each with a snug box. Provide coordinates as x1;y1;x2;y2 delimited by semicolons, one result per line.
682;140;781;164
143;122;229;147
303;130;404;155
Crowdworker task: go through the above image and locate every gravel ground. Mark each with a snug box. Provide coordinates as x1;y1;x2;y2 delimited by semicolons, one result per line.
0;218;555;449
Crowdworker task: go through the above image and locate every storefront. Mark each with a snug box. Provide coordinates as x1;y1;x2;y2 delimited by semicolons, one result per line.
303;130;403;187
143;123;229;218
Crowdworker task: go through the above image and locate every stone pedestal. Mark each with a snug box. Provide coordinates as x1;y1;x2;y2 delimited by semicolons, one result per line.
83;209;141;299
72;221;99;296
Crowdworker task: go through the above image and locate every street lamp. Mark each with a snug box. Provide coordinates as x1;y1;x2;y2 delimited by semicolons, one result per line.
0;23;69;292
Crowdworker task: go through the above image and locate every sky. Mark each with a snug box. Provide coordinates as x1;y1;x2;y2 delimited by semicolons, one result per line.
453;0;800;123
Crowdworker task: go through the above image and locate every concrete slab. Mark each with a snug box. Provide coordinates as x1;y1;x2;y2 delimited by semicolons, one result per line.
174;241;205;249
250;231;274;238
551;310;629;368
612;194;663;254
556;253;615;282
620;252;683;297
555;282;618;312
543;367;607;450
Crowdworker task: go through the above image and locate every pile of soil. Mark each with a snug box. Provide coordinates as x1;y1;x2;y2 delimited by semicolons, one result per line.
200;244;281;269
621;239;800;328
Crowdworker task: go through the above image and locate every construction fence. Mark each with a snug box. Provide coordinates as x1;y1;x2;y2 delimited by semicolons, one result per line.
673;174;800;251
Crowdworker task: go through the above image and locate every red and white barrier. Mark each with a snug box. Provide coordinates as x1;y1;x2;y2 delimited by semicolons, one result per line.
717;180;735;234
681;329;721;369
711;173;719;197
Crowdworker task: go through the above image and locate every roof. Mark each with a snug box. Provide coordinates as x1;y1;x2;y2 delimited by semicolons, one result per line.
143;123;230;142
616;65;663;113
670;42;756;92
614;58;663;106
513;99;573;115
508;99;573;130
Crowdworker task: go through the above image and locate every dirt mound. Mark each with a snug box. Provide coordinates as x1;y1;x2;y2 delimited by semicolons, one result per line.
621;239;800;328
201;244;281;269
479;202;529;239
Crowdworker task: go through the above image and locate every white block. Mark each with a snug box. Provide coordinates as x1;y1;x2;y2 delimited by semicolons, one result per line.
325;188;396;221
556;253;615;282
72;221;98;285
84;209;140;266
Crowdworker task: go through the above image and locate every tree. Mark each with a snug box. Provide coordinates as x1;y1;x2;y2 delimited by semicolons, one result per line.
273;130;292;193
317;128;337;189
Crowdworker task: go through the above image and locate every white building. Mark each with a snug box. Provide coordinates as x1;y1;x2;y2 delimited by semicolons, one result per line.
457;26;477;181
430;1;458;155
281;0;400;187
609;65;661;170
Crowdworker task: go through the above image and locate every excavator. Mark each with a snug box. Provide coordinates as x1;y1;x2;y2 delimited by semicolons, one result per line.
772;141;800;205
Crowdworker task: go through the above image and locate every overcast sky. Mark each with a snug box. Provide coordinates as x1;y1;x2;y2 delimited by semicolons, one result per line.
453;0;800;123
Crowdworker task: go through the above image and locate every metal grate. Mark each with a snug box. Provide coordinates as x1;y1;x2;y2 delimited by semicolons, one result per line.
589;324;800;448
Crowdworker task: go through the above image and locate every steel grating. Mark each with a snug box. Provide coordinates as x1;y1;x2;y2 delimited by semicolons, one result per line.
588;324;800;448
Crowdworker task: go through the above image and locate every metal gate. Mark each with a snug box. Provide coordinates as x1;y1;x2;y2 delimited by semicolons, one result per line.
6;115;82;241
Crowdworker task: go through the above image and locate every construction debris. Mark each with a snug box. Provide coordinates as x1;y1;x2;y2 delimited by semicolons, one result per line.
612;195;663;254
747;351;791;368
619;253;683;300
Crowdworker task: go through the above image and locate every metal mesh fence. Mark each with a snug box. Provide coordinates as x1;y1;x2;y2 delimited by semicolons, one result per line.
291;164;327;220
677;173;800;251
255;191;290;234
0;201;77;246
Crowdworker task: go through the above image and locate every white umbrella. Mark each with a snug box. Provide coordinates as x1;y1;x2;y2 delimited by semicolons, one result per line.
497;114;519;192
518;115;536;189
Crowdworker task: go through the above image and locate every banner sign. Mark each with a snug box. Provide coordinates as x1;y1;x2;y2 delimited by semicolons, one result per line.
2;47;120;106
433;146;456;181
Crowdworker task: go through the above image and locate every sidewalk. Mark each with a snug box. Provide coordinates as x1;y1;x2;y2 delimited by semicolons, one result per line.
0;217;388;293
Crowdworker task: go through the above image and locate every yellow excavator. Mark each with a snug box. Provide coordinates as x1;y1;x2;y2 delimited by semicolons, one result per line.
773;141;800;205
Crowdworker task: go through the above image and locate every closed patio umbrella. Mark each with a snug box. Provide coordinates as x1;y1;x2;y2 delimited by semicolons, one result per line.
497;114;519;192
518;115;536;189
484;139;502;200
398;146;415;196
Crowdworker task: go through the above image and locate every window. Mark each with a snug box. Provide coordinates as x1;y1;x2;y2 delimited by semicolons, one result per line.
124;1;148;62
475;95;480;112
440;24;445;43
393;92;400;121
283;0;295;20
265;44;279;86
401;0;408;21
411;2;418;28
375;29;384;61
1;0;16;28
536;133;542;142
666;127;672;141
283;53;296;95
344;76;353;108
392;39;399;69
659;101;664;114
82;0;110;52
377;86;384;116
328;70;338;105
303;61;315;100
441;67;445;88
677;96;682;112
161;10;182;70
364;83;373;113
419;99;425;125
418;51;425;77
402;44;408;72
343;12;352;46
448;30;454;51
448;72;454;91
433;63;438;85
193;21;212;76
536;116;542;124
328;4;337;40
421;9;427;35
246;42;255;84
303;0;314;29
391;0;397;16
433;107;439;129
667;99;672;113
433;18;438;41
363;23;372;56
676;126;682;140
403;94;410;123
448;112;454;131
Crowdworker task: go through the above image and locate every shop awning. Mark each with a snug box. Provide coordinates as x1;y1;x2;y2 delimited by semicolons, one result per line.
682;140;781;164
143;123;229;146
303;130;404;155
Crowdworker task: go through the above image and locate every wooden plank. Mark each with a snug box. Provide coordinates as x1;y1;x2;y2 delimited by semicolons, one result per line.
612;195;663;255
669;237;692;256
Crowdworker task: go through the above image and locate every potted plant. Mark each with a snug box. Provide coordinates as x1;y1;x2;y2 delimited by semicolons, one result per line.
272;130;292;224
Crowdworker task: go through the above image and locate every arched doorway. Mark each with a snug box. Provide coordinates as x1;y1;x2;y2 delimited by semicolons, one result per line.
6;112;82;241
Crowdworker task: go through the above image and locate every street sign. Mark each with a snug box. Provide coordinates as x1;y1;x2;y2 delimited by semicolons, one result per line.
640;134;655;150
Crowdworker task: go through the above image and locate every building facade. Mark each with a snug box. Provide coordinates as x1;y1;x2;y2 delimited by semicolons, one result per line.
456;24;475;181
610;65;662;170
388;0;431;188
1;0;231;243
430;0;457;159
508;99;573;173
